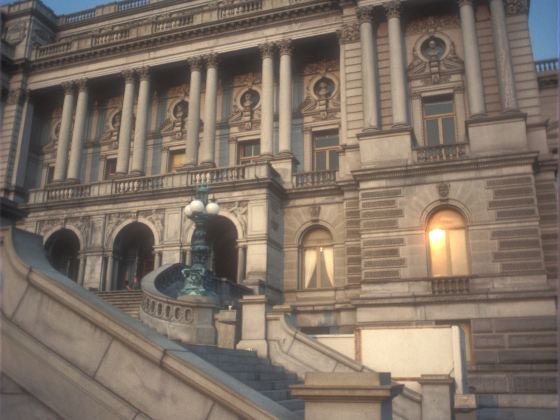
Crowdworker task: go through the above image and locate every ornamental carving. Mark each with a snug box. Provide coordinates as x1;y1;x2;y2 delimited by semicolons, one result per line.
303;59;338;76
219;201;248;235
406;15;460;35
100;109;123;148
300;73;340;121
504;0;528;15
142;295;193;323
309;205;321;220
161;98;189;139
384;1;401;19
337;22;359;44
277;39;293;56
4;21;27;45
357;7;374;24
437;183;450;198
139;209;165;239
229;88;261;131
104;212;136;247
36;218;63;237
408;33;463;84
258;43;275;59
67;216;92;245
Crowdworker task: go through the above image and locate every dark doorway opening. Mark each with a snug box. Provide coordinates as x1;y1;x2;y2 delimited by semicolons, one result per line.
113;222;155;290
206;216;238;283
45;229;80;281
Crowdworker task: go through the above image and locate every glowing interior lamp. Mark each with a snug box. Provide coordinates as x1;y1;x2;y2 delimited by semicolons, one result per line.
429;228;446;243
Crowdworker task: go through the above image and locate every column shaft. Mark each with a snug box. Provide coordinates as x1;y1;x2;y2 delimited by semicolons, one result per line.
201;54;218;166
385;2;409;126
67;79;89;181
489;0;518;111
359;8;380;129
260;43;275;157
278;40;292;155
131;67;151;175
459;0;486;116
53;83;76;182
186;58;202;166
116;70;136;174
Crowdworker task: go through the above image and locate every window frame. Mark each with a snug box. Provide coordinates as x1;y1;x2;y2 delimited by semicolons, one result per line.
103;157;117;180
237;140;261;165
168;149;187;172
422;95;457;147
426;208;471;278
312;130;339;171
299;227;335;290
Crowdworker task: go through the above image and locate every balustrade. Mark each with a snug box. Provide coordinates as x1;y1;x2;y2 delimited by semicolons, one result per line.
415;143;467;163
36;42;71;58
61;8;96;24
117;0;149;11
46;184;91;201
431;277;470;295
294;170;336;188
218;0;262;18
535;58;558;73
189;166;246;185
153;14;194;32
111;175;165;194
92;29;130;46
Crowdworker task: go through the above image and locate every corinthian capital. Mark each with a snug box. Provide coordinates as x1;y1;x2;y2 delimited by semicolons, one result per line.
61;81;75;95
277;39;293;56
76;78;88;91
357;6;374;24
384;1;401;19
204;53;219;68
259;42;275;59
137;66;150;81
122;69;136;82
188;56;203;71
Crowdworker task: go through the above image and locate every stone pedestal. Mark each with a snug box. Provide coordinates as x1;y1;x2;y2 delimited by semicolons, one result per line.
237;295;269;358
290;372;402;420
357;127;413;167
418;374;454;420
140;293;218;345
269;155;297;187
467;113;527;154
214;309;239;349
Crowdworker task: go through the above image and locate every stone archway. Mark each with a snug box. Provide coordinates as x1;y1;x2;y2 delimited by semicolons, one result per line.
112;222;155;290
206;216;238;283
45;228;80;281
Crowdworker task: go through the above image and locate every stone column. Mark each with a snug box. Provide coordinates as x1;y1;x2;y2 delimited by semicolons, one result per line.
303;128;313;171
458;0;486;117
385;1;409;126
186;57;202;166
359;7;380;129
278;39;292;155
116;70;136;175
489;0;518;112
11;89;34;190
131;67;151;175
67;79;89;182
236;245;246;283
53;82;76;182
201;53;218;166
259;43;275;157
105;254;114;291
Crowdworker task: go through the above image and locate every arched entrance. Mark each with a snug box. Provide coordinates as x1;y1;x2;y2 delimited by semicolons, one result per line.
206;216;238;282
45;229;80;281
112;222;155;290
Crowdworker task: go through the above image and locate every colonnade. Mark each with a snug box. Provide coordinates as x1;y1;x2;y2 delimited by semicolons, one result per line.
50;0;518;183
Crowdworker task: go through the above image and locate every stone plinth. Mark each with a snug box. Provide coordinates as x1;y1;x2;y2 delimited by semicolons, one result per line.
214;309;239;349
418;374;454;420
237;295;269;357
140;292;218;345
357;127;413;167
290;372;402;420
467;113;528;154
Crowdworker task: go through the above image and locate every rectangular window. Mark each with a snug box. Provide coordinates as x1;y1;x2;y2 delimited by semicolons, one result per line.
104;158;117;179
313;131;339;171
169;150;186;172
238;141;260;165
423;96;456;146
46;165;55;185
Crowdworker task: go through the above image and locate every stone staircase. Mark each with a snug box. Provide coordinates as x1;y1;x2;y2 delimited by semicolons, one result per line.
184;344;305;418
95;290;143;318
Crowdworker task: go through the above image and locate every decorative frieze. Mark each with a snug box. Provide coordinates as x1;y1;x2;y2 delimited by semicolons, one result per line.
406;15;461;35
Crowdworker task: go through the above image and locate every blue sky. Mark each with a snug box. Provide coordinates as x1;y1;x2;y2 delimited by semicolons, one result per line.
18;0;560;60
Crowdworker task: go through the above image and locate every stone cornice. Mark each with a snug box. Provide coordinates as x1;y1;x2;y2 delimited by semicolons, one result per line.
30;1;339;72
351;151;539;182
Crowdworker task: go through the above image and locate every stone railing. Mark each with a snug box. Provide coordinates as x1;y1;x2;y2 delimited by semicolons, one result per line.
35;0;325;60
431;277;470;295
91;29;130;46
535;58;558;73
218;0;262;19
294;170;337;188
415;143;468;163
27;162;277;205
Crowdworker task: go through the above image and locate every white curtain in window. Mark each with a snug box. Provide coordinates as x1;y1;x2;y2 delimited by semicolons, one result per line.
322;247;334;286
304;249;317;288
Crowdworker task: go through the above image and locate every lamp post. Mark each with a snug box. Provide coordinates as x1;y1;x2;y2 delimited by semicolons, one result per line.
180;185;220;296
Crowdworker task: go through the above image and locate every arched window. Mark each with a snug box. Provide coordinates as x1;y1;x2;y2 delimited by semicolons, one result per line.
301;228;334;289
45;229;80;281
427;209;469;277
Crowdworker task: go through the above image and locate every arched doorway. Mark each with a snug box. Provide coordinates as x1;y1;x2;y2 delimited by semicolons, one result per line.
45;229;80;281
205;216;238;282
112;222;155;290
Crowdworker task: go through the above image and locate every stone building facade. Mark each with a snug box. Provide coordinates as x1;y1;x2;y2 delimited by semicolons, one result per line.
1;0;557;412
